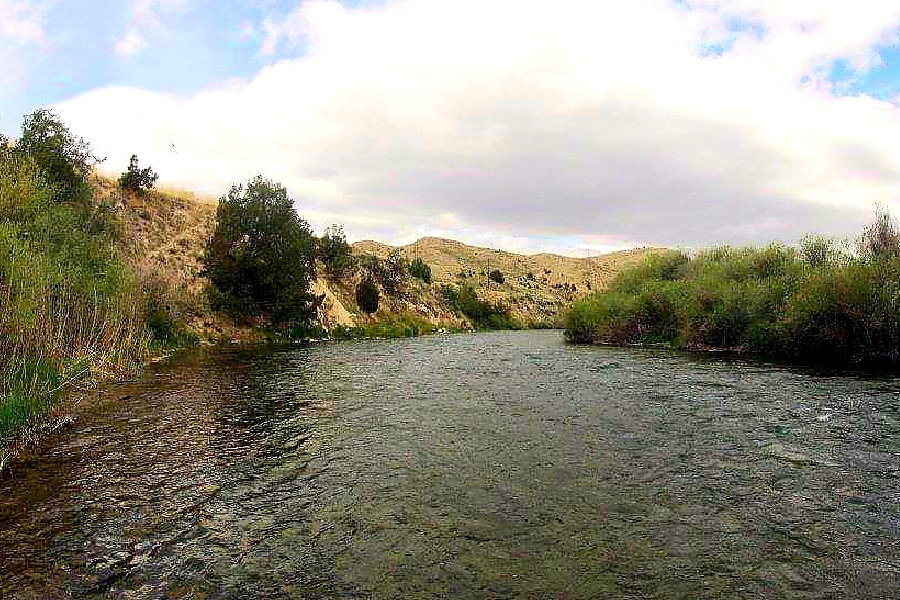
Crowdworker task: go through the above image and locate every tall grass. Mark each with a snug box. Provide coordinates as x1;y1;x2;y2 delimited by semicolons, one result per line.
565;211;900;366
0;144;149;442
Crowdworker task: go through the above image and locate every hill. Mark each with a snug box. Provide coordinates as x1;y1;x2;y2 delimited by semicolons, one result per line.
353;237;659;325
96;178;663;336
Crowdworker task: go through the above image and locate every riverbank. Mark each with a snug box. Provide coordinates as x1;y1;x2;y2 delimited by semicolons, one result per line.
565;210;900;367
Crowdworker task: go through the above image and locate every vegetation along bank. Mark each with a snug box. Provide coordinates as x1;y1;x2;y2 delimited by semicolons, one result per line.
565;208;900;367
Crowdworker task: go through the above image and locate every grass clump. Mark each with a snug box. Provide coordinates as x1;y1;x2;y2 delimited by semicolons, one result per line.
565;208;900;366
330;313;436;340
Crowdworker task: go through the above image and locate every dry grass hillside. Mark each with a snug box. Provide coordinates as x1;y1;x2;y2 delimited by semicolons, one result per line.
95;177;216;296
95;177;664;333
354;237;661;324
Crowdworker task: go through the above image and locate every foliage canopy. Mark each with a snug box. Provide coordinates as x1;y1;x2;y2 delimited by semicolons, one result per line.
565;208;900;366
356;278;380;314
119;154;159;193
318;224;353;278
18;109;101;204
408;257;432;283
0;136;145;439
202;176;320;327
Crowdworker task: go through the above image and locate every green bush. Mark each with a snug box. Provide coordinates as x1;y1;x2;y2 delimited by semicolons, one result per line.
318;224;353;278
859;204;900;260
17;109;101;205
564;209;900;366
0;130;148;441
356;278;380;314
358;250;407;293
202;176;320;328
119;154;159;193
441;284;519;330
408;257;432;283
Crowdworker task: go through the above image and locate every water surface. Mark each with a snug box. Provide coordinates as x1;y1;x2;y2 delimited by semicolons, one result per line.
1;330;899;598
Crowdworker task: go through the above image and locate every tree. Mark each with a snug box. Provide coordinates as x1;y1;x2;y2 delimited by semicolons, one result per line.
383;249;407;293
201;176;320;327
859;205;900;260
408;257;432;283
488;269;505;284
18;109;101;204
119;154;159;193
318;224;353;278
799;234;837;268
356;278;379;314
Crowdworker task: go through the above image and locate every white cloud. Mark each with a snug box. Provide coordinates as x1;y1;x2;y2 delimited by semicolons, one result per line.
132;0;189;25
59;0;900;253
114;0;188;58
0;0;45;45
114;29;147;57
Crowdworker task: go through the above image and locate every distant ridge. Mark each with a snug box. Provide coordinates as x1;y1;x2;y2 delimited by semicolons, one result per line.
352;236;664;324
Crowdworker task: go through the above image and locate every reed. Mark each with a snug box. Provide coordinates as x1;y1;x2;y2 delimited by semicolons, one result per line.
0;146;150;443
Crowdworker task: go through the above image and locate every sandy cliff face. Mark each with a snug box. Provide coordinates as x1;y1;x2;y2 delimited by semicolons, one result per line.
100;178;661;333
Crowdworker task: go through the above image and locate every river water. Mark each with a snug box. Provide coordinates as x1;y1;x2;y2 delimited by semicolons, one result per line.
1;330;898;599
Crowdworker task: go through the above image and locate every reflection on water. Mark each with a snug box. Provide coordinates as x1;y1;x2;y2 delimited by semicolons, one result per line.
1;330;899;598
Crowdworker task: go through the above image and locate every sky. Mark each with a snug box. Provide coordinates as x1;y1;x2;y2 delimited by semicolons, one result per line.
2;0;900;255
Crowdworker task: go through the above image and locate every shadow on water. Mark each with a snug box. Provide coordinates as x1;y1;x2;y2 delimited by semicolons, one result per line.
2;331;899;599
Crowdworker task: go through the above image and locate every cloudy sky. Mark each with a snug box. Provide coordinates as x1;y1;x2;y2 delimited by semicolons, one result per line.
2;0;900;255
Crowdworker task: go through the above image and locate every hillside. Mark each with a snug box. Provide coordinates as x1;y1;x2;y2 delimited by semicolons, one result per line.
354;237;659;325
97;178;662;336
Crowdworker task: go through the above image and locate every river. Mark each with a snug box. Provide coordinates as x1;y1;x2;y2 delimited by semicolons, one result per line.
1;330;898;598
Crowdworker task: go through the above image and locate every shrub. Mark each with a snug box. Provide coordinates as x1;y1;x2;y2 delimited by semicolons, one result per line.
202;176;320;328
17;109;101;204
0;137;147;441
318;224;353;278
360;250;407;293
356;278;380;314
442;285;518;330
859;204;900;260
119;154;159;193
799;234;838;268
488;269;505;284
384;249;407;292
439;284;459;306
564;208;900;365
408;257;432;283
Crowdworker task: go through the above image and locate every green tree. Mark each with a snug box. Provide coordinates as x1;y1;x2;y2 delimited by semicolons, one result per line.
799;234;837;268
202;176;320;327
859;205;900;260
488;269;505;284
383;249;407;293
356;278;380;314
18;109;101;204
318;224;353;278
408;257;432;283
119;154;159;193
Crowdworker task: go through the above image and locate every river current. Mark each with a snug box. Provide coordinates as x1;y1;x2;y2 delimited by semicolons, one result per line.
1;330;898;598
